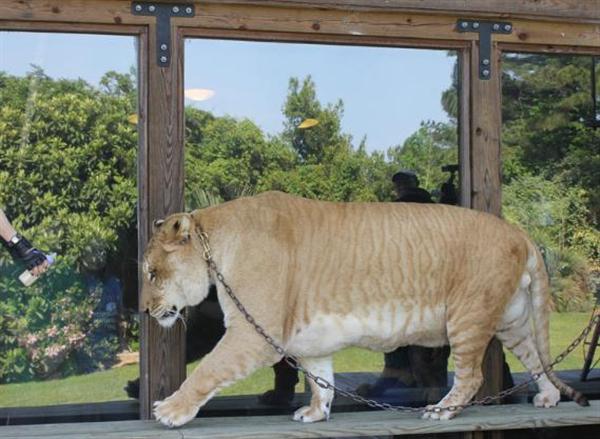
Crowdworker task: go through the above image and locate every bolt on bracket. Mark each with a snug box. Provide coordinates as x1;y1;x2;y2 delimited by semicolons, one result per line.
456;19;513;80
132;2;195;67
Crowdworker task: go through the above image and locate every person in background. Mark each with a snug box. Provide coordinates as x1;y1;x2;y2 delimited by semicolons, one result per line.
391;170;435;203
0;208;49;276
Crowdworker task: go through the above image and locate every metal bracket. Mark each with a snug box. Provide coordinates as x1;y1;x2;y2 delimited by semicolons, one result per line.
456;19;513;80
132;2;195;67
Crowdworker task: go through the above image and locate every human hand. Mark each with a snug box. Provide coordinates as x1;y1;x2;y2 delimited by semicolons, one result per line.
6;234;48;274
29;253;49;276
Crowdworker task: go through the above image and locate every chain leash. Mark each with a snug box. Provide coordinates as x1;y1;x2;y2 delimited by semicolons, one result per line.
196;227;600;414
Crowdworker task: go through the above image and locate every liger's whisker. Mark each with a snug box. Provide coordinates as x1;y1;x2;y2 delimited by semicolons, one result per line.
177;313;188;330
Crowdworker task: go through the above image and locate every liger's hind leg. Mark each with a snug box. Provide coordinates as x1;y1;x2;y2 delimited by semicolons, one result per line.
423;320;493;420
293;356;334;423
496;289;560;408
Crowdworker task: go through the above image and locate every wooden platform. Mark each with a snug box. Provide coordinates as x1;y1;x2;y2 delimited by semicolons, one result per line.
0;401;598;439
1;370;599;426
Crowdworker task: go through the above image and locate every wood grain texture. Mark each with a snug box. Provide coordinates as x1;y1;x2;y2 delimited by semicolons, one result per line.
0;401;598;438
182;26;468;49
137;22;153;422
1;1;600;49
139;22;186;420
458;47;471;208
468;40;505;426
470;41;502;216
202;0;600;23
185;4;600;49
498;42;600;56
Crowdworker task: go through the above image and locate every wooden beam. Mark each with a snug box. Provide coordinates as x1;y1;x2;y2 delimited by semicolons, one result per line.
1;1;600;50
468;39;506;439
499;42;600;56
182;26;469;49
138;22;187;420
459;47;471;208
470;41;502;216
185;4;600;49
203;0;600;23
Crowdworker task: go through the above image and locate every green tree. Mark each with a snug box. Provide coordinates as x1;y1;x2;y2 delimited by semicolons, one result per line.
276;76;393;202
282;76;350;164
502;53;600;226
496;53;600;310
184;76;394;204
0;68;138;382
184;109;297;206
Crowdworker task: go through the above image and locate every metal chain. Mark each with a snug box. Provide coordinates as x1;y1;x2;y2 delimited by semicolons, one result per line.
197;227;600;414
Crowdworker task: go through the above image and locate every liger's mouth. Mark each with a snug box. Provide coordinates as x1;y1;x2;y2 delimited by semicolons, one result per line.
152;306;181;328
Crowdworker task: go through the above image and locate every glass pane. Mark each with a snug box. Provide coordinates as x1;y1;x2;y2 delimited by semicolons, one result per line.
0;32;140;413
183;39;460;415
501;53;600;387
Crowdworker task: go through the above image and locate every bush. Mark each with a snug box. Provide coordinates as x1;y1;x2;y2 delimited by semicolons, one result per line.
0;68;137;383
503;174;597;311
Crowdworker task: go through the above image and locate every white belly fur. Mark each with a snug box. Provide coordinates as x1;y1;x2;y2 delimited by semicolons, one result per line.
287;305;448;357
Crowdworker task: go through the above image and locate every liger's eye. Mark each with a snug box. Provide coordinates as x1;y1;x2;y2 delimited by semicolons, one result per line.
148;270;156;283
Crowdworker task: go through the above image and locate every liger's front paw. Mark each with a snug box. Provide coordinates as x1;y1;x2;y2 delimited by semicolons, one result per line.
153;391;199;428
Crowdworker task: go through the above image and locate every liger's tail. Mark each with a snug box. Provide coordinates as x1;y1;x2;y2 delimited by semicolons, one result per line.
527;241;589;407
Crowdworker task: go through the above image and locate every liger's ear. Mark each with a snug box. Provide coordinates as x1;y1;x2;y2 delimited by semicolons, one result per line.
160;214;193;252
152;219;165;234
172;215;192;244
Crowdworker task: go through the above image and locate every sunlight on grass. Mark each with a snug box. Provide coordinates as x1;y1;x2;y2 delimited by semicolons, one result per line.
0;312;594;407
0;364;139;408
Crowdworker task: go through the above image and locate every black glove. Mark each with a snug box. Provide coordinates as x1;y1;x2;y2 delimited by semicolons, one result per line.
1;233;47;271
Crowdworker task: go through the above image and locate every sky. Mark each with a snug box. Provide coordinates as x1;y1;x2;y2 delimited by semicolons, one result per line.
1;32;456;153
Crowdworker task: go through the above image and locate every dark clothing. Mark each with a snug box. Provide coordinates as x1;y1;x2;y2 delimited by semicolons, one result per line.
394;187;434;204
439;181;458;205
258;358;299;406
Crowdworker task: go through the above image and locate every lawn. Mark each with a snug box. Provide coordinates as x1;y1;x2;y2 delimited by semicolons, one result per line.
0;312;595;408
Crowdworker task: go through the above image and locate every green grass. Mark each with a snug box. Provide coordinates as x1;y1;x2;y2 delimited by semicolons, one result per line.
0;363;140;407
0;312;594;407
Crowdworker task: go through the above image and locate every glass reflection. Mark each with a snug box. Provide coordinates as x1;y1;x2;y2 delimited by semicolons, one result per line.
0;32;139;409
501;53;599;386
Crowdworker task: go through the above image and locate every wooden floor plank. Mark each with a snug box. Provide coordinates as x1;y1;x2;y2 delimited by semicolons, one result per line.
0;401;598;438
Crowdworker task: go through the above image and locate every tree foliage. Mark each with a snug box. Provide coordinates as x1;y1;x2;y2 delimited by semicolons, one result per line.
0;68;137;382
501;54;599;310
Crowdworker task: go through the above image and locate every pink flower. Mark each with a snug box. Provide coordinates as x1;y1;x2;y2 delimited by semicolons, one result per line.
45;344;64;358
24;333;39;346
68;333;84;345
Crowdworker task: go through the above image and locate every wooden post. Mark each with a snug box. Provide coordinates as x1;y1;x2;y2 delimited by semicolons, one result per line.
138;22;186;419
468;39;505;439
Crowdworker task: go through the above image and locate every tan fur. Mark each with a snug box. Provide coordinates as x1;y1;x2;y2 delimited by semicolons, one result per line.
141;191;586;427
